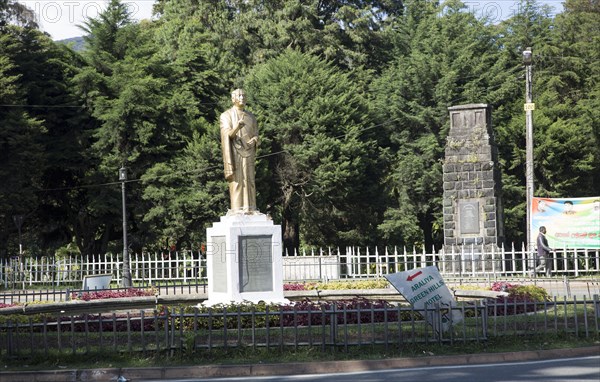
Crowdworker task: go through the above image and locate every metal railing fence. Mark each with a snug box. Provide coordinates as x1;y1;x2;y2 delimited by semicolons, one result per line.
0;281;208;305
1;296;598;357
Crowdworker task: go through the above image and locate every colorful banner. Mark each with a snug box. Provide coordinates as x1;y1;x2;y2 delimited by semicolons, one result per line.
532;197;600;249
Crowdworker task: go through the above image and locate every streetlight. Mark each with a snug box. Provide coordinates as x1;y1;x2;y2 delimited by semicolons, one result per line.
12;215;24;257
119;167;132;287
523;47;535;258
13;214;25;288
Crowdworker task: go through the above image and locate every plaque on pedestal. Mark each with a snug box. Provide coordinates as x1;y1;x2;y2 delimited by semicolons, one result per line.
204;213;288;306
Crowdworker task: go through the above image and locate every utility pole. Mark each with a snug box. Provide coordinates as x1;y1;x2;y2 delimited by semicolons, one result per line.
12;215;24;258
119;167;132;287
523;47;535;256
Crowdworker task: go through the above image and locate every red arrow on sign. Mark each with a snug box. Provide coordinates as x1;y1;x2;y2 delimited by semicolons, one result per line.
406;271;422;282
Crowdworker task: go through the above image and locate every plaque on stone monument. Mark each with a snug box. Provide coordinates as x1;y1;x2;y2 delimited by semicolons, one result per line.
459;200;480;234
239;235;273;292
212;236;228;293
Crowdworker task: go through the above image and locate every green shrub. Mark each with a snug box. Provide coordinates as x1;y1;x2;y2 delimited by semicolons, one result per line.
309;279;390;290
509;285;551;302
489;282;550;315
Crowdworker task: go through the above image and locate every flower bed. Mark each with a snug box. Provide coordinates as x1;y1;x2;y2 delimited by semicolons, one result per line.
72;287;156;301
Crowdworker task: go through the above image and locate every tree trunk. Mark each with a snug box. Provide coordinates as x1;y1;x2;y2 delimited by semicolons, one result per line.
282;208;299;256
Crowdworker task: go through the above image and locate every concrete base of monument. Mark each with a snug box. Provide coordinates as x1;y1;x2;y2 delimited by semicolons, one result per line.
203;212;290;306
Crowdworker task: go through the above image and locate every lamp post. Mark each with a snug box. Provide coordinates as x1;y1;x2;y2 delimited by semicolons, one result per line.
119;167;132;287
12;215;24;258
12;214;25;288
523;47;535;257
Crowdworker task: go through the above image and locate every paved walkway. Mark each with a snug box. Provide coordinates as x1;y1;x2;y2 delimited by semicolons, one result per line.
1;346;599;382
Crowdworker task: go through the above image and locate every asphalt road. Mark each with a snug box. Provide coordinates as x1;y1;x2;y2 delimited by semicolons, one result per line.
140;356;600;382
1;347;598;381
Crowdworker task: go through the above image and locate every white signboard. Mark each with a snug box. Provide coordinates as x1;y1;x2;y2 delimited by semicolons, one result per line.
82;274;112;291
385;266;463;333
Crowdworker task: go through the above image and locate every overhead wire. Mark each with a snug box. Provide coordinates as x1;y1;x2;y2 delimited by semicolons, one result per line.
35;116;403;193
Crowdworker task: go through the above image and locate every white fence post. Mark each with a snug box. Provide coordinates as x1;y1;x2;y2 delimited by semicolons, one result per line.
1;245;599;287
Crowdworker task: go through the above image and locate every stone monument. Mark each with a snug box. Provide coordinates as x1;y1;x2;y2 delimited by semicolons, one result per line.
443;104;504;257
204;89;287;306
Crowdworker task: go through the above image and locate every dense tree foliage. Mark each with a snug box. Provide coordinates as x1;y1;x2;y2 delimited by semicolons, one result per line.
155;0;404;86
246;50;382;252
0;24;88;257
75;0;224;253
372;0;511;246
0;0;36;28
0;0;598;259
0;27;45;257
533;0;600;197
489;0;556;240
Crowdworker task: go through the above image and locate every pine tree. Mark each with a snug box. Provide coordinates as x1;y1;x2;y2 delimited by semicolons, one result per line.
0;0;36;28
0;27;45;258
245;49;382;252
13;27;91;255
73;0;224;252
371;0;511;247
531;0;600;197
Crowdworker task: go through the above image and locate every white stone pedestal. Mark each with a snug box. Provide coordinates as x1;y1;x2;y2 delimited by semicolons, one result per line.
204;213;289;306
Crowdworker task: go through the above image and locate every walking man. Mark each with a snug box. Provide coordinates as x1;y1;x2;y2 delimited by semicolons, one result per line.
534;226;553;277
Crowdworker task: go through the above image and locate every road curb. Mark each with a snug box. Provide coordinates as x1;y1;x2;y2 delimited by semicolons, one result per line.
1;346;599;381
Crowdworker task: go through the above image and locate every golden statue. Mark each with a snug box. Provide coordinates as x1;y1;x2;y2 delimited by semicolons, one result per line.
220;89;258;214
